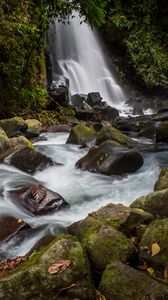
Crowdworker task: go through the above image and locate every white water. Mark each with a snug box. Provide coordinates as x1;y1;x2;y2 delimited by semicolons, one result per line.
48;12;126;109
1;133;167;260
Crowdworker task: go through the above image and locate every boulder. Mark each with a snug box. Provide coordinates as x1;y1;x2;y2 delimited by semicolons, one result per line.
139;120;156;139
98;106;119;123
66;124;96;145
82;226;135;270
96;125;135;147
0;235;95;300
25;119;42;138
48;124;71;133
86;92;102;107
76;141;143;175
130;189;168;217
99;262;168;300
115;117;139;133
156;121;168;143
0;117;27;137
73;204;154;239
154;167;168;191
71;94;85;108
10;184;70;215
4;146;55;174
76;108;98;122
140;218;168;267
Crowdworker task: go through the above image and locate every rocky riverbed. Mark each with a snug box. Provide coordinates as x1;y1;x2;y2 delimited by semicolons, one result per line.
1;93;168;299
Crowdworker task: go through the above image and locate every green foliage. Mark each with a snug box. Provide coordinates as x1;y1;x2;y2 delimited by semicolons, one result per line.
105;0;168;88
19;86;48;109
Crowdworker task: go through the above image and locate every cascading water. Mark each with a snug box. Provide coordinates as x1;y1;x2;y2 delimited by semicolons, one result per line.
48;12;126;108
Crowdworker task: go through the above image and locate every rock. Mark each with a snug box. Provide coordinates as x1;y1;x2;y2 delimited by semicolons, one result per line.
98;106;119;123
0;216;26;243
76;108;98;122
9;136;33;148
82;226;135;270
10;184;70;215
48;124;71;133
25;119;42;138
0;234;95;300
99;262;168;300
66;124;96;145
96;125;136;147
156;121;168;143
4;146;55;174
130;189;168;217
0;128;11;155
74;204;154;239
115;117;139;133
0;117;27;137
71;94;85;108
48;86;70;108
154;167;168;191
140;218;168;267
139;120;156;139
86;92;102;107
76;141;143;175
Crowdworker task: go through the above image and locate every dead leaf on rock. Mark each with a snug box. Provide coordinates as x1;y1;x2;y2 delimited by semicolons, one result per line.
147;267;155;276
59;283;77;292
151;243;160;256
48;260;71;275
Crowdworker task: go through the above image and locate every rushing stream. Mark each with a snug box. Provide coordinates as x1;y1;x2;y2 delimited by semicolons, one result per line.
0;133;168;260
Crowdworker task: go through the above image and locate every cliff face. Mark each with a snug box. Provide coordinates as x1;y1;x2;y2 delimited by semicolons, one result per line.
102;0;168;90
0;0;46;117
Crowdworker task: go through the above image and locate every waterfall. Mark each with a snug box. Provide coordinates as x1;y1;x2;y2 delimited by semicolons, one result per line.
48;12;126;108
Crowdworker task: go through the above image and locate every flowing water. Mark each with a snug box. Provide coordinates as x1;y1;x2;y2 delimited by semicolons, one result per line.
48;12;127;110
1;133;168;260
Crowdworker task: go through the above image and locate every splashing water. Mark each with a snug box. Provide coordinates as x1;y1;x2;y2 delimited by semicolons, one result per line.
48;12;126;109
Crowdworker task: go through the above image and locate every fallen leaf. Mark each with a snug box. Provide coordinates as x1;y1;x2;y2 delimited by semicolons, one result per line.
18;219;23;223
48;260;71;274
164;265;168;282
147;267;155;276
59;283;77;292
151;243;160;256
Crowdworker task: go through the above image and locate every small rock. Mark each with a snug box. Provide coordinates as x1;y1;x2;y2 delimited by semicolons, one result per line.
86;92;102;107
25;119;42;138
154;167;168;191
0;117;27;137
66;124;96;145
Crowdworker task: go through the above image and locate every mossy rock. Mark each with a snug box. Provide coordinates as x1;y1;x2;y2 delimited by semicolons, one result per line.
130;189;168;217
154;167;168;191
25;119;42;138
75;204;154;240
99;262;168;300
84;226;135;270
37;110;68;127
66;124;96;145
0;127;11;154
0;117;27;137
0;234;95;300
96;125;135;147
9;136;33;149
140;218;168;267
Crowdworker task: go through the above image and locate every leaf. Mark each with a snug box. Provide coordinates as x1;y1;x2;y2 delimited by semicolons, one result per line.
147;267;155;276
164;265;168;282
59;283;77;292
96;290;106;300
48;260;71;275
151;243;160;256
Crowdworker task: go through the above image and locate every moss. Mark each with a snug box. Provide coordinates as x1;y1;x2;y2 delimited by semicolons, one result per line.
154;167;168;191
37;110;68;126
0;234;95;300
96;125;135;147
